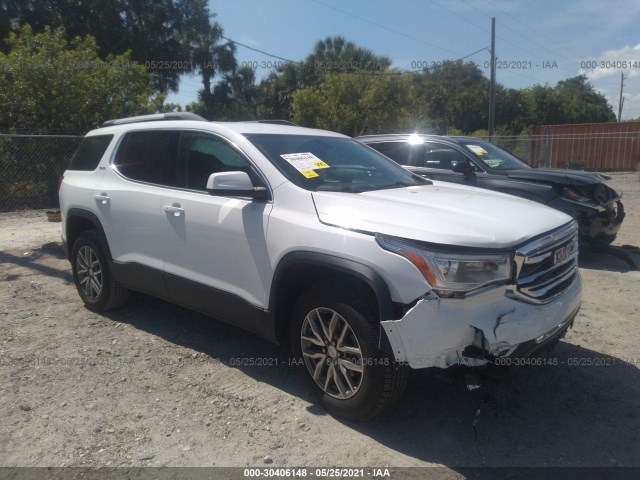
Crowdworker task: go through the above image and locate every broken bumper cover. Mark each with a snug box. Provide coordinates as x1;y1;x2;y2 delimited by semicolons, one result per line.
381;273;582;369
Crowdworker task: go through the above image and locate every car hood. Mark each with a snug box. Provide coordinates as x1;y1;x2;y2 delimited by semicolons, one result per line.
311;181;571;249
504;168;609;187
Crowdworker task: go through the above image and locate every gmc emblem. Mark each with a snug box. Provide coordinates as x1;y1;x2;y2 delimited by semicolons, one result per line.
554;242;576;264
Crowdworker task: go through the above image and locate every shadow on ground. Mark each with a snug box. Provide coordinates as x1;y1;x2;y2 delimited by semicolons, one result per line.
579;244;640;272
102;290;640;468
4;243;639;468
0;242;72;282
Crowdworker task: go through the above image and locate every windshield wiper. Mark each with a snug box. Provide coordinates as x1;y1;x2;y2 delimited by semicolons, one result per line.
364;181;420;192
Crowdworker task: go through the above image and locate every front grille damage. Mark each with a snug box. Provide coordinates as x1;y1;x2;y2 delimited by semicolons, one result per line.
510;222;579;304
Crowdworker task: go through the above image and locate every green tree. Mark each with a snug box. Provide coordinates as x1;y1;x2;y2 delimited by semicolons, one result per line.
0;25;160;133
413;60;489;134
191;66;259;120
554;75;616;123
2;0;235;93
257;36;392;120
291;71;414;136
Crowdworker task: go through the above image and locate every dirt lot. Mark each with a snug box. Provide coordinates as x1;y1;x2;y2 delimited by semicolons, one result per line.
1;172;639;473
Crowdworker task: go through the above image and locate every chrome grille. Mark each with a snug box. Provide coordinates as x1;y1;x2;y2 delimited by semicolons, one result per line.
511;222;579;304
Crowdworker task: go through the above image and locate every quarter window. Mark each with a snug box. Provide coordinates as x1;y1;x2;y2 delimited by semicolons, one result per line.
68;135;113;171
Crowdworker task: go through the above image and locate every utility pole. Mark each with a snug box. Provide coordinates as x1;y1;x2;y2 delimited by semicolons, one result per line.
618;72;625;122
488;17;496;141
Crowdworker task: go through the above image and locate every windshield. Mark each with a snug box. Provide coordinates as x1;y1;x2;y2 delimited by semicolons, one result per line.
246;134;427;192
462;140;530;171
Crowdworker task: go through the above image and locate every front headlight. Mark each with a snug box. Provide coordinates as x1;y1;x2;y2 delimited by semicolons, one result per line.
376;234;512;295
562;187;592;203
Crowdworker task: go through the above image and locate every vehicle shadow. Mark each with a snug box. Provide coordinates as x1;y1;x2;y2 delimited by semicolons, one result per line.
579;244;640;272
106;293;640;469
0;242;72;282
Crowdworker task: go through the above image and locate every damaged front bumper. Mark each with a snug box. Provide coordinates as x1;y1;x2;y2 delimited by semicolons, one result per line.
381;273;582;369
550;194;625;243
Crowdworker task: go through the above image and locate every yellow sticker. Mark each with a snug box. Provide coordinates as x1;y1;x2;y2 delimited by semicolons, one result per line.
466;145;488;156
280;152;330;178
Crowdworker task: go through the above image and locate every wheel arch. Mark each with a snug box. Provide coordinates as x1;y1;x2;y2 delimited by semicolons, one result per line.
268;251;395;345
65;209;112;261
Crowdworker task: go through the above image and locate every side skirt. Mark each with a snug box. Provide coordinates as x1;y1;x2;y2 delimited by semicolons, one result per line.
111;261;277;343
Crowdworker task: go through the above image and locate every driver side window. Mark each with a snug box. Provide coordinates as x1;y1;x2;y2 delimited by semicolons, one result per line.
178;132;253;191
423;143;477;171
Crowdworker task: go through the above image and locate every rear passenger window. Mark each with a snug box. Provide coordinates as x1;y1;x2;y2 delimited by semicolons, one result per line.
114;131;179;186
178;132;253;191
68;135;113;171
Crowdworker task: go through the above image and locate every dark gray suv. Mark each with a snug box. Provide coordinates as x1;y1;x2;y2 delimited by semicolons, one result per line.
357;134;625;245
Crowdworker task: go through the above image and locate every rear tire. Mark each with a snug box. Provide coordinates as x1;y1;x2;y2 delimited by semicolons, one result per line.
71;231;129;312
290;281;407;420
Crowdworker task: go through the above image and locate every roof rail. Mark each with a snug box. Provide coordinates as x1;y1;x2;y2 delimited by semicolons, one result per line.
100;112;207;128
249;120;299;126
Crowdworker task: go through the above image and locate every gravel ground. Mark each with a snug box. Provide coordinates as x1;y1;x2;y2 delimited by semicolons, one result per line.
1;172;639;473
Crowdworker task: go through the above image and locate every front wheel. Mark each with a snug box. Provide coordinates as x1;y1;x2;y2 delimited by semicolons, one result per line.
291;281;407;420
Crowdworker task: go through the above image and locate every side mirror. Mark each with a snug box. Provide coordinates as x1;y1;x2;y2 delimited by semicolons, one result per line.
451;160;475;176
206;171;267;200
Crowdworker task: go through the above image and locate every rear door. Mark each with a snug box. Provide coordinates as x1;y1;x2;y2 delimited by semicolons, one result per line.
96;129;179;294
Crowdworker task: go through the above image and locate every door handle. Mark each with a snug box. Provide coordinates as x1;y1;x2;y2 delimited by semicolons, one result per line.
164;205;184;217
94;194;110;205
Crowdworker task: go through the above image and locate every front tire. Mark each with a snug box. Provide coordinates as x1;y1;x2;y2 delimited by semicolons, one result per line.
71;231;129;312
291;281;407;420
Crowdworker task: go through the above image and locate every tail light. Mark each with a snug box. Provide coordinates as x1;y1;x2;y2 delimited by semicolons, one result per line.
57;174;64;192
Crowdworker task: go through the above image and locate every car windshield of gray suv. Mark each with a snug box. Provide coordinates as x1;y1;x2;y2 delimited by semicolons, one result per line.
463;140;530;170
246;134;427;192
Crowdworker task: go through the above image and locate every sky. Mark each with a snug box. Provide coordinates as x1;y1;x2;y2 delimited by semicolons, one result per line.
168;0;640;121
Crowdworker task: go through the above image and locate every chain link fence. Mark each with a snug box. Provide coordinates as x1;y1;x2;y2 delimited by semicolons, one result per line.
0;134;82;212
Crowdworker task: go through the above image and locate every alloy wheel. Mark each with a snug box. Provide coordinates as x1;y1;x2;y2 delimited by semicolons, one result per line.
76;245;103;300
300;307;365;399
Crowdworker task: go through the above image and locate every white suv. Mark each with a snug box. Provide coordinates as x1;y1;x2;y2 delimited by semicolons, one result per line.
59;113;582;420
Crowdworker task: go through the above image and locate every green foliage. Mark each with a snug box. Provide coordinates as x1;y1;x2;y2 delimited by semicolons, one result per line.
191;66;259;121
412;61;489;134
252;36;392;121
0;26;159;133
470;129;489;137
2;0;237;94
521;76;616;127
291;72;414;136
553;75;616;123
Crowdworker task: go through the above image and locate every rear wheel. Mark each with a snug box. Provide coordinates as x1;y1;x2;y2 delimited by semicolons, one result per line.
71;231;129;312
291;281;407;420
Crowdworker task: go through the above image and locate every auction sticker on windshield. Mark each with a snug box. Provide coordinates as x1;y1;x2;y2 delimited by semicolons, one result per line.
466;145;488;156
280;152;330;178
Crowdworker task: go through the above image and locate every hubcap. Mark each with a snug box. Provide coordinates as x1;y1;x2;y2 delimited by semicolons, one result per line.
76;246;103;300
300;308;364;399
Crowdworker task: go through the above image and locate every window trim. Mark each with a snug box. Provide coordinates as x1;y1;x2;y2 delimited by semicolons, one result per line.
109;128;273;201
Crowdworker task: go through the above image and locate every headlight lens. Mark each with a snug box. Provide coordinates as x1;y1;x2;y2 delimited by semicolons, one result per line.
376;234;512;295
562;187;592;203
